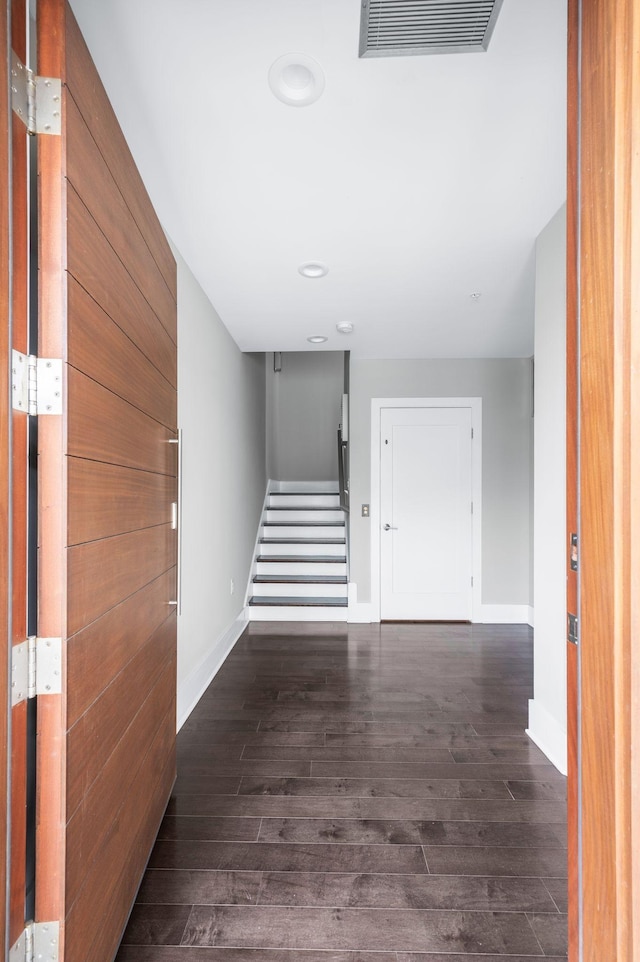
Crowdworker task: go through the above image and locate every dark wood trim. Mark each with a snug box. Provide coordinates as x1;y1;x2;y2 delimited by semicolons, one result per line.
1;3;10;950
565;0;579;958
577;0;639;957
36;0;68;933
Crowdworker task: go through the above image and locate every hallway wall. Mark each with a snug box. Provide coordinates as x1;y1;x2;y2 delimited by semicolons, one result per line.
174;243;266;725
266;351;344;482
349;357;533;615
528;204;567;772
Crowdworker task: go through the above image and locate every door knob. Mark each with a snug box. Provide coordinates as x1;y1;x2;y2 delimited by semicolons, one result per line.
383;523;398;531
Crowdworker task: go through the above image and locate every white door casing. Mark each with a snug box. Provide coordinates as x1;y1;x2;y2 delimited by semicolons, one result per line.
370;398;482;622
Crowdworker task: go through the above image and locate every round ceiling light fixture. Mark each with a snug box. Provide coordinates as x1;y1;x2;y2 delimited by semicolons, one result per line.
336;322;354;334
299;262;328;278
269;54;325;107
307;335;328;344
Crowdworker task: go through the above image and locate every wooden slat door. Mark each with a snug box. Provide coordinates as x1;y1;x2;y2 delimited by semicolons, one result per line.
36;2;178;960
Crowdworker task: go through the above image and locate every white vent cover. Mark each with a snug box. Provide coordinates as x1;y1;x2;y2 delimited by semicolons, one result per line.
359;0;504;58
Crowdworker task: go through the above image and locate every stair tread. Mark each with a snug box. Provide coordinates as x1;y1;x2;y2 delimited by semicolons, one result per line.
256;555;346;563
263;521;345;527
260;538;346;545
253;575;347;584
249;596;348;607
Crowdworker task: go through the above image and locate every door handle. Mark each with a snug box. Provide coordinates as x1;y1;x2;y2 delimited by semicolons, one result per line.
383;523;398;531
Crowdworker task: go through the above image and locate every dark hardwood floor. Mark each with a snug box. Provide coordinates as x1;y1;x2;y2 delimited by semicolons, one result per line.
116;621;567;961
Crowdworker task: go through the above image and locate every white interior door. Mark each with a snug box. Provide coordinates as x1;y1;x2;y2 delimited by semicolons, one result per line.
380;406;473;620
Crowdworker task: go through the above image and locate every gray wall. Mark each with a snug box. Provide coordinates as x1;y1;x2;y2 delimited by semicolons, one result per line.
529;204;567;771
349;358;533;605
266;351;344;482
175;242;266;711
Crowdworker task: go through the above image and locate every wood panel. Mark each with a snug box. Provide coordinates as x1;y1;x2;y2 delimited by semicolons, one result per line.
67;458;176;545
67;367;177;474
67;524;176;636
68;277;176;428
64;7;176;308
66;568;176;726
66;615;175;818
0;1;10;949
65;641;175;903
72;751;176;962
37;3;178;959
65;93;176;342
578;0;639;958
565;0;579;958
67;186;176;387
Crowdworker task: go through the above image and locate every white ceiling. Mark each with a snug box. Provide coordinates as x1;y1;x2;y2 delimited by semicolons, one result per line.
68;0;567;359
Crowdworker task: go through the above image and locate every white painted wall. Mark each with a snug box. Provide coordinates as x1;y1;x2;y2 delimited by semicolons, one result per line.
266;351;344;482
174;243;266;726
527;205;567;773
349;358;533;616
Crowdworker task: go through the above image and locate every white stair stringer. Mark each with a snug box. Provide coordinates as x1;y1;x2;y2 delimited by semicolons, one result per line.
248;483;348;622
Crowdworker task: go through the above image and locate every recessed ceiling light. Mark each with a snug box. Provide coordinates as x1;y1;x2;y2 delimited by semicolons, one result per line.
336;322;354;334
269;54;325;107
299;262;328;278
307;335;328;344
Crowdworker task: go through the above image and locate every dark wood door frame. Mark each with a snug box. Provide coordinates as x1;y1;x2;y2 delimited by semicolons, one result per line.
1;2;11;954
569;0;640;958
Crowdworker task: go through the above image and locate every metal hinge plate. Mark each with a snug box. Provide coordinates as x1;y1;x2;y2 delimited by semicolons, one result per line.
11;638;62;704
10;921;60;962
12;351;63;415
11;639;30;707
568;613;579;646
11;50;62;135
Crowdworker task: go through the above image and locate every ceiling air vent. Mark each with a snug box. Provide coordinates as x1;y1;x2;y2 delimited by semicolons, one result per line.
359;0;504;58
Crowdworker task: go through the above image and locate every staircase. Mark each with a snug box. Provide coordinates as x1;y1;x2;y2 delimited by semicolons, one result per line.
247;484;349;621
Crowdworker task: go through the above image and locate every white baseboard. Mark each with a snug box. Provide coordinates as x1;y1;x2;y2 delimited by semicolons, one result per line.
347;582;375;623
527;605;535;628
526;698;567;775
477;604;530;624
347;603;376;623
176;609;248;730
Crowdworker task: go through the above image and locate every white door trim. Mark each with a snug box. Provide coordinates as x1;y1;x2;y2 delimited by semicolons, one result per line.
370;397;482;623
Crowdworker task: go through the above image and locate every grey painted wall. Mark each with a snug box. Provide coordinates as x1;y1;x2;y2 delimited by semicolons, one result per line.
530;204;567;768
266;351;344;482
175;243;266;692
349;358;533;605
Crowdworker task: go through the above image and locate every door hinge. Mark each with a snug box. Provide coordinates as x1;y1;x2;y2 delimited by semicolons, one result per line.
471;427;474;439
10;921;60;962
11;50;62;136
12;637;62;704
568;613;579;646
470;501;474;514
12;351;63;415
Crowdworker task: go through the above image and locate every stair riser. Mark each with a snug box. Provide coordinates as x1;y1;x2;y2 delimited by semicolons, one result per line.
248;606;348;622
262;525;344;539
252;582;348;598
256;562;347;576
266;509;345;523
268;495;340;508
259;542;346;557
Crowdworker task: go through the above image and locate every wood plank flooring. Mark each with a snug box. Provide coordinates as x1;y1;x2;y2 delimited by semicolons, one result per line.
116;622;567;960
